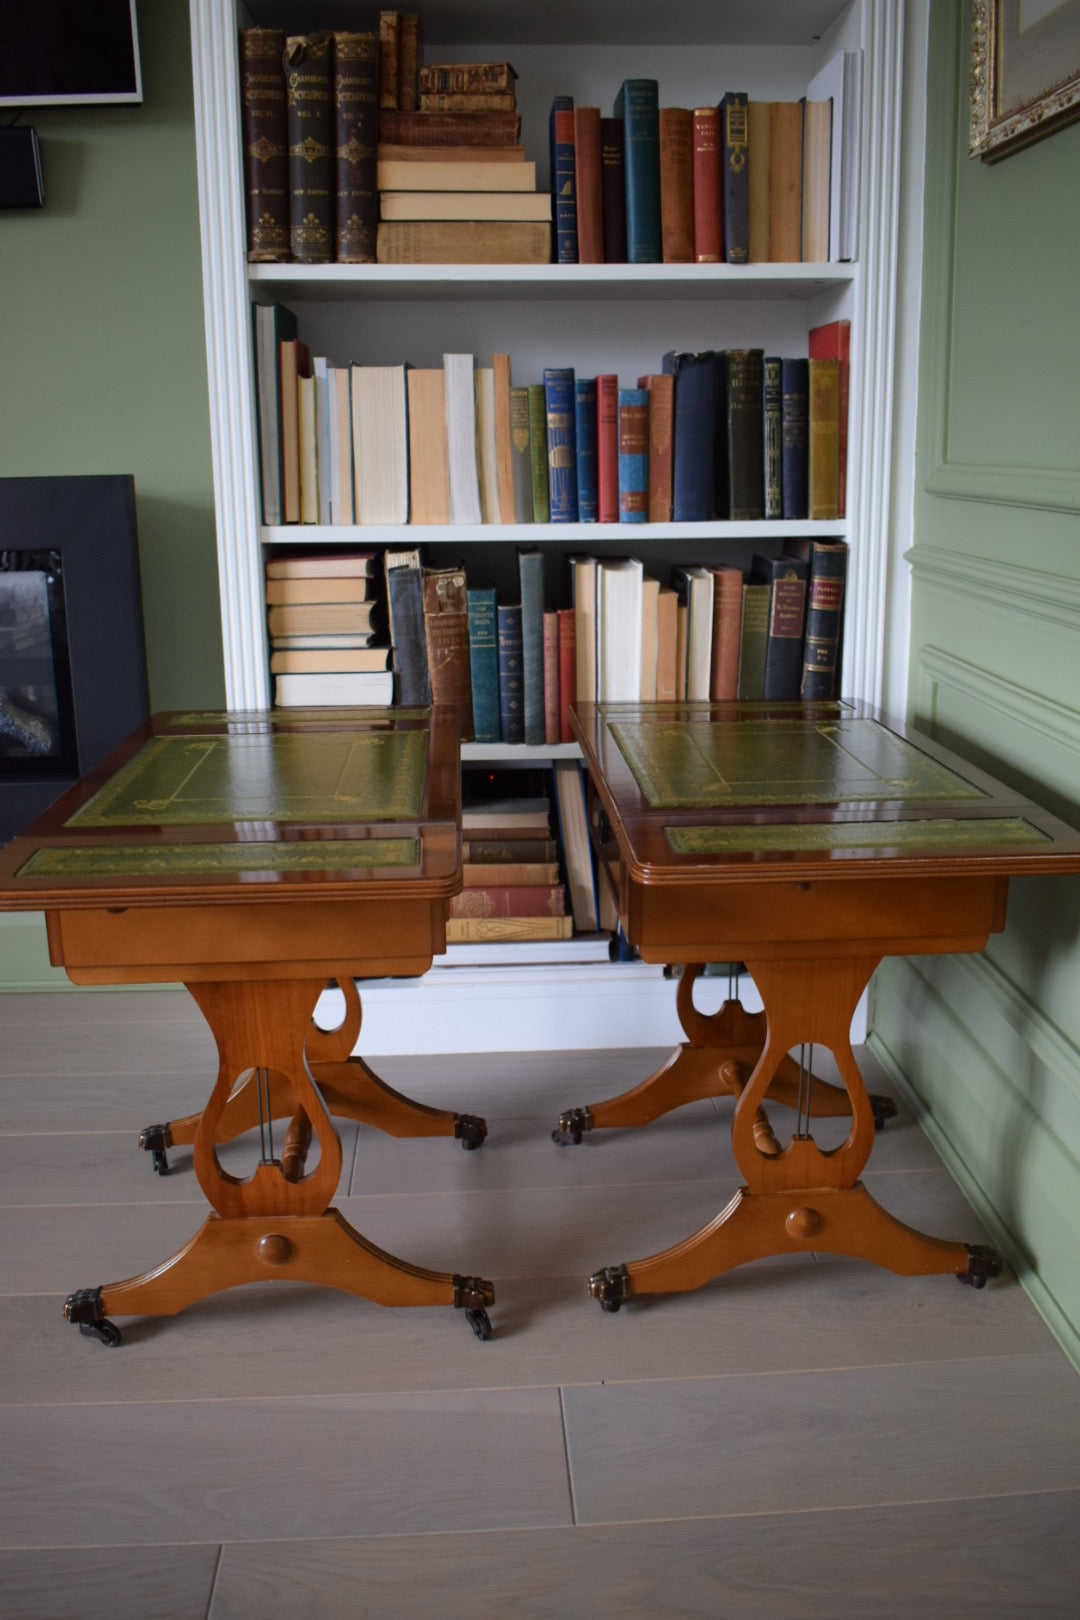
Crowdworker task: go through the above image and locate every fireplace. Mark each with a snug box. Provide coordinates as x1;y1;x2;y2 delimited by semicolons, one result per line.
0;476;148;843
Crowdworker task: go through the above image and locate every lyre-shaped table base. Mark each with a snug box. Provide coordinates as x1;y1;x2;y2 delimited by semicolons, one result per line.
65;978;494;1345
138;976;487;1178
582;958;1000;1310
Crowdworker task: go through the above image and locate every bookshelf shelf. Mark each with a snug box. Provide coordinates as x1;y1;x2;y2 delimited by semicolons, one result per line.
260;518;851;547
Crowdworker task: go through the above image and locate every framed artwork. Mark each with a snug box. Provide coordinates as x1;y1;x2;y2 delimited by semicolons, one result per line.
970;0;1080;160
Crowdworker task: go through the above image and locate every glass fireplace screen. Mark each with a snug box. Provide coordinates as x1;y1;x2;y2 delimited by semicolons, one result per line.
0;550;78;778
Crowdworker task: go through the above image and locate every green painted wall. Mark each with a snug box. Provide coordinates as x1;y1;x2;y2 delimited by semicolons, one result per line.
0;0;222;986
872;7;1080;1368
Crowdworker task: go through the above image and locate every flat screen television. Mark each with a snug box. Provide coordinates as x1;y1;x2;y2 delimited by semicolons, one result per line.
0;0;142;107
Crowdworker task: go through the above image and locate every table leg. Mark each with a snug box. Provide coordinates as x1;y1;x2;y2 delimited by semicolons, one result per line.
553;963;895;1144
139;976;486;1176
67;978;494;1345
587;955;1000;1310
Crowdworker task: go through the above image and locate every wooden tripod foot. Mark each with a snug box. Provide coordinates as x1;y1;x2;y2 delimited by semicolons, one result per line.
588;1182;1002;1308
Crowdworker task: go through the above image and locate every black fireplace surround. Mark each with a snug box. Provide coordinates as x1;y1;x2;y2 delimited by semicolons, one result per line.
0;475;148;843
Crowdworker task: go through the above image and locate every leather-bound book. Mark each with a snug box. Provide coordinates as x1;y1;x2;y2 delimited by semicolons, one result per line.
763;355;783;519
378;109;522;145
284;33;334;263
595;373;619;522
709;565;744;700
750;551;809;700
518;547;546;745
658;106;694;263
808;357;841;519
637;372;674;523
496;602;525;743
663;349;722;521
780;357;809;519
787;537;849;699
378;11;399;109
384;549;432;706
467;587;500;743
809;319;851;516
422;564;474;740
720;91;749;264
691;105;722;262
543;610;561;744
600;116;626;262
331;32;378;262
527;384;550;521
574;377;598;522
550;96;577;263
614;78;661;263
573;105;603;263
397;14;420;111
557;607;577;741
239;28;289;262
721;347;764;520
543;367;578;522
508;386;534;522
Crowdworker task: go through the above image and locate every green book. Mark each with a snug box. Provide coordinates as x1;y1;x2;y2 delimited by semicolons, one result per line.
527;383;550;522
737;581;770;700
509;385;534;523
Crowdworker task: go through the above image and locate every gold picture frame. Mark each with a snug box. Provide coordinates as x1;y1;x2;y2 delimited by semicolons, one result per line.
970;0;1080;160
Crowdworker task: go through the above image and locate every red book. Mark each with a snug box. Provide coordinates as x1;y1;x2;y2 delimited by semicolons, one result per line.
543;609;561;745
450;884;567;919
638;372;674;523
596;373;619;523
692;106;722;262
557;606;576;742
808;319;851;518
658;106;694;264
573;105;603;264
709;565;744;699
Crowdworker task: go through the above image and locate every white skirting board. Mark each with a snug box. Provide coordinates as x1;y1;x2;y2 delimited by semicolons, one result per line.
316;963;869;1057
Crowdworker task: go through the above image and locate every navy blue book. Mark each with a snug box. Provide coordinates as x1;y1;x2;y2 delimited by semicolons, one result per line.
574;377;598;522
617;387;649;522
467;586;500;743
763;356;783;519
750;551;809;701
600;115;626;262
518;547;546;745
663;349;722;521
496;601;525;744
543;366;578;522
720;92;749;264
614;78;660;263
549;95;577;264
780;357;809;520
789;538;848;699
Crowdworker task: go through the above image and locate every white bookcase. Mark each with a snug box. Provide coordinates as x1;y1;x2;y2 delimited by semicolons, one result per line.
187;0;910;1052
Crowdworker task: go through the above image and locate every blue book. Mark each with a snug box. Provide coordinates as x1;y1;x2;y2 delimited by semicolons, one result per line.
574;377;598;521
496;602;524;744
614;78;660;263
663;349;721;521
543;366;578;522
518;547;546;745
549;95;577;263
617;386;648;523
466;587;500;744
780;357;809;520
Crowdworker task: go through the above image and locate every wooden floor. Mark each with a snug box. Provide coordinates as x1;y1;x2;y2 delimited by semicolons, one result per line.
2;987;1079;1619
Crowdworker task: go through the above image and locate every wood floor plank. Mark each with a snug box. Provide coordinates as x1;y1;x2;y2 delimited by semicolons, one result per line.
0;1543;219;1620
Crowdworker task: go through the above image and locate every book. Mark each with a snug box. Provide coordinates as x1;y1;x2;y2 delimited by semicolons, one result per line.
269;646;389;673
557;606;576;742
462;860;559;886
544;368;578;522
574;377;598;522
737;579;770;699
443;354;483;523
375;220;550;262
267;601;378;636
462;838;557;864
434;934;611;965
331;32;379;263
492;352;517;524
599;115;626;262
327;364;354;523
239;28;289;263
595;374;619;523
550;95;577;263
265;553;375;579
721;347;764;521
518;547;546;745
350;363;408;523
418;62;518;95
270;632;376;651
397;12;420;111
658;106;694;263
466;586;500;743
474;365;500;523
253;302;297;525
800;98;832;264
284;32;334;264
553;761;599;933
418;91;518;114
377;109;521;145
298;368;318;522
526;384;549;522
747;100;771;263
376;158;535;190
640;573;660;700
750;550;809;700
380;191;550;221
274;669;393;706
709;565;744;700
569;554;597;706
450;885;567;919
720;92;749;264
691;105;722;262
543;609;560;745
496;602;524;743
597;556;644;702
573;105;603;263
780;356;810;520
807;48;861;262
638;372;674;523
809;318;851;517
617;388;648;522
763;356;783;520
807;356;841;519
422;563;474;740
787;537;849;699
769;101;803;262
378;142;527;162
508;385;534;522
406;368;451;524
655;584;678;702
265;575;371;605
673;565;714;701
384;547;431;705
461;796;551;832
615;78;661;264
312;354;332;523
378;11;399;109
444;916;573;943
279;336;310;524
664;349;721;521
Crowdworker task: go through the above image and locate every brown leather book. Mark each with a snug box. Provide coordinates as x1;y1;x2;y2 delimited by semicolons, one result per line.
573;106;603;263
691;106;722;262
378;109;522;145
419;63;518;94
658;107;694;263
637;372;674;523
239;28;289;262
331;32;378;263
768;101;803;263
422;565;474;741
378;11;399;109
397;13;420;110
419;91;517;113
284;33;333;263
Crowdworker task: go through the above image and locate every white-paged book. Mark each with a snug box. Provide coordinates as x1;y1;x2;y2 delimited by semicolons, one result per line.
443;353;483;525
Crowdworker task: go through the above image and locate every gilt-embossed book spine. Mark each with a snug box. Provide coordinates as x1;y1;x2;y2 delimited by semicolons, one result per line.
550;96;577;263
720;92;749;264
600;116;626;262
378;11;399;109
518;548;546;745
808;356;841;520
397;13;420;110
617;388;649;523
239;28;290;263
722;347;764;520
284;33;334;264
596;374;619;523
496;602;525;744
509;385;534;522
527;384;550;522
788;537;848;699
378;109;521;146
751;551;809;700
574;377;598;522
615;78;660;264
809;318;851;516
467;587;500;743
763;355;783;519
544;367;578;522
331;32;379;263
691;105;722;262
422;564;474;740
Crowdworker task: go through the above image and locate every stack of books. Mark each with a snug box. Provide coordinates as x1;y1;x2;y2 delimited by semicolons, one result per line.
266;553;392;708
376;60;550;263
450;796;572;945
